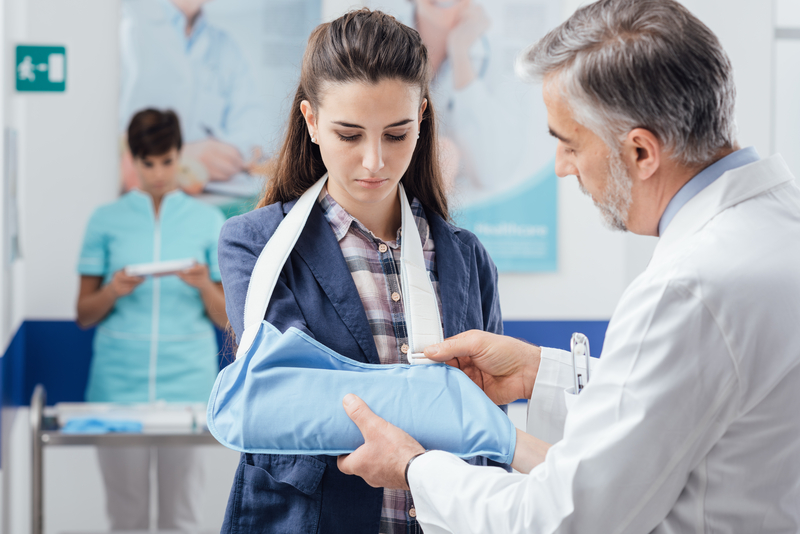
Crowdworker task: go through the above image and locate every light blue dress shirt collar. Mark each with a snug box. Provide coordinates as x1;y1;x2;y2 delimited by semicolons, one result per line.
658;147;760;236
159;0;208;49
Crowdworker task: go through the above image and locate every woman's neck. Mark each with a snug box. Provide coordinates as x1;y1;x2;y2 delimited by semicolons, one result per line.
142;187;177;217
150;193;164;217
330;187;402;242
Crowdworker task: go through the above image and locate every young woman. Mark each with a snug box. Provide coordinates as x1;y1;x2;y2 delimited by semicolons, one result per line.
218;9;503;534
76;109;226;531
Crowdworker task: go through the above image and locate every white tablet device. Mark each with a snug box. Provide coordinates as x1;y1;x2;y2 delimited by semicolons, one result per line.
124;258;197;277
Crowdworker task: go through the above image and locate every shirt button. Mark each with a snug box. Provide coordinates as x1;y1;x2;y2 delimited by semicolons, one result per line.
401;344;409;354
391;292;401;302
378;243;388;253
409;507;417;518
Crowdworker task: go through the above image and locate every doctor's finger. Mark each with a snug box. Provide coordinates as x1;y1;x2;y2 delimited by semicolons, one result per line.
336;452;356;476
342;394;382;437
424;330;493;361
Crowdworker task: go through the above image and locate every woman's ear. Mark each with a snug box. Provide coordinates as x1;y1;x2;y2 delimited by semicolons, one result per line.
300;100;317;139
418;98;428;124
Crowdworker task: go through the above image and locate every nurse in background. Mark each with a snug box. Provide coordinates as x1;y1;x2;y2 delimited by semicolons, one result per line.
119;0;264;191
76;109;226;531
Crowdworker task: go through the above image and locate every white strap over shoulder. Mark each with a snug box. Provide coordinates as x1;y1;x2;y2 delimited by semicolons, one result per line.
399;184;443;363
237;175;328;356
237;175;444;361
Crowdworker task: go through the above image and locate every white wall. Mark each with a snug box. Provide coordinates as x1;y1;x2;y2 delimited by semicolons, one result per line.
775;0;800;180
16;0;120;322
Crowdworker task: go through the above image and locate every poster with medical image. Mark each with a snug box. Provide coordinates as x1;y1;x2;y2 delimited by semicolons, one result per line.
119;0;322;216
119;0;560;271
368;0;561;272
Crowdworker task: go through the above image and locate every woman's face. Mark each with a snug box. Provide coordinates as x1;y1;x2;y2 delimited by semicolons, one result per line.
301;79;426;218
134;148;180;199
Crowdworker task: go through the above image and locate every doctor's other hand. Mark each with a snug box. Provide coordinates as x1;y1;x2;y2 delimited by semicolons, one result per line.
182;138;244;181
424;330;541;405
108;270;144;298
337;394;425;491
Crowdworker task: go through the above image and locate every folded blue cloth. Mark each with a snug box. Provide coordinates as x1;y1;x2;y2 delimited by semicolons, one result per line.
61;417;143;434
207;321;517;464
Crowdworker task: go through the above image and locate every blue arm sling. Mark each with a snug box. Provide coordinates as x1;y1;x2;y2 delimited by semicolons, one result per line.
207;176;516;464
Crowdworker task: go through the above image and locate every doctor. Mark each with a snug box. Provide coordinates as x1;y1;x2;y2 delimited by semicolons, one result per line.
337;0;800;532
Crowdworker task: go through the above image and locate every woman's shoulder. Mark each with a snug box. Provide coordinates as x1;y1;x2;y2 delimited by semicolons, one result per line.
219;202;289;251
88;194;136;223
428;211;490;256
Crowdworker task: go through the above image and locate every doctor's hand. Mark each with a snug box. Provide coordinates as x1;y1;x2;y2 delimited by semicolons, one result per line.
183;139;244;181
424;330;541;405
337;394;425;491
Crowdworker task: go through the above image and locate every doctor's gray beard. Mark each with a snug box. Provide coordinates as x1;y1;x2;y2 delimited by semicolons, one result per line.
578;151;633;232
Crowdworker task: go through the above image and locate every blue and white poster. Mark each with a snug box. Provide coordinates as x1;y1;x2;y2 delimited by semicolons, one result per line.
119;0;322;215
375;0;562;272
119;0;562;270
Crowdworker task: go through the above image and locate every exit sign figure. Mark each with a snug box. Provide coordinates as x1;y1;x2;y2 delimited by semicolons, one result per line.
16;45;67;92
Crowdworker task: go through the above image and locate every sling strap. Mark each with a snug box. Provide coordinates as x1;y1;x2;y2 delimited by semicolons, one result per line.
237;175;443;362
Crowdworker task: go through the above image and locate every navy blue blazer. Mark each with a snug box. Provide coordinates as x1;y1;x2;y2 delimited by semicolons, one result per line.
217;198;503;534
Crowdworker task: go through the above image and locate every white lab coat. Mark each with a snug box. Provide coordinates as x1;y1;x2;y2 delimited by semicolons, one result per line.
408;155;800;533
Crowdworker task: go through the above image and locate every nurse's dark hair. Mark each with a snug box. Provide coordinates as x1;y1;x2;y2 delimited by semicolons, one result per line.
257;8;449;220
127;108;183;159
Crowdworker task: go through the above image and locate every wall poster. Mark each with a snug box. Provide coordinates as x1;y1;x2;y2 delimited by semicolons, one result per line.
120;0;560;271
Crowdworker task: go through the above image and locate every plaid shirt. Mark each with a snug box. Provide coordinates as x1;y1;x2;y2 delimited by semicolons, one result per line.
320;190;441;534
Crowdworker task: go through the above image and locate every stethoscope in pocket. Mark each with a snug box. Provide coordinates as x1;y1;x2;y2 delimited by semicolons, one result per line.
571;332;591;394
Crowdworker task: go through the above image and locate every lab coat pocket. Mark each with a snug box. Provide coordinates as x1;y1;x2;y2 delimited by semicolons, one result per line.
564;387;580;412
232;453;326;534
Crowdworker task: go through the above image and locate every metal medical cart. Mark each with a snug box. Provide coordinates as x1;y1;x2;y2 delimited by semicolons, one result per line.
29;384;222;534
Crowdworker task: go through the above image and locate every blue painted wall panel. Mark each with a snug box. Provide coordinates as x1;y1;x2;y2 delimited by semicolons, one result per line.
3;323;27;406
2;320;608;407
504;320;609;355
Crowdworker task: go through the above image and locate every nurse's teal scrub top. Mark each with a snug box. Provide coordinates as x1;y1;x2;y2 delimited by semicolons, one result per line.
78;189;225;403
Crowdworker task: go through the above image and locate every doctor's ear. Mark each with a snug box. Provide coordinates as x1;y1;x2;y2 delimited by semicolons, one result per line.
622;128;661;182
300;100;318;140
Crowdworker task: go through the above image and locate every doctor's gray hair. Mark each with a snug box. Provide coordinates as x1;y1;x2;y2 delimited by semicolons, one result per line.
517;0;737;165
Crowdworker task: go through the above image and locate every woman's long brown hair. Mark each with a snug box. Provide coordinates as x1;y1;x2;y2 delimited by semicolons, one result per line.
257;8;449;221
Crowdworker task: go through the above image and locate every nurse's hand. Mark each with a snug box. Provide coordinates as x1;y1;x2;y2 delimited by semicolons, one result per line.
177;263;214;291
108;270;144;298
337;394;425;491
423;331;541;405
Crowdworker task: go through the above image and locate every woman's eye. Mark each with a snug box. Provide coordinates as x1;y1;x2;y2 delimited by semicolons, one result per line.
387;133;408;142
338;134;360;142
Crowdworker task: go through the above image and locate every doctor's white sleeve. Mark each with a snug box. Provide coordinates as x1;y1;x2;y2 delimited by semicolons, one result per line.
526;346;593;444
408;281;739;534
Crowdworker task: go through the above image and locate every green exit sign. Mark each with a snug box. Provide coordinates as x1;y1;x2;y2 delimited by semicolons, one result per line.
16;45;67;92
